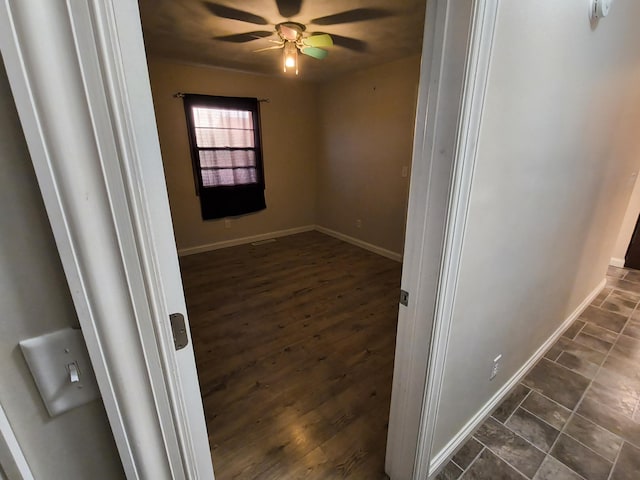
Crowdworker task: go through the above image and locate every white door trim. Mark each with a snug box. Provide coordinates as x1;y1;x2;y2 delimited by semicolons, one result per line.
0;0;212;478
385;0;463;477
0;403;34;480
414;1;500;478
385;1;498;478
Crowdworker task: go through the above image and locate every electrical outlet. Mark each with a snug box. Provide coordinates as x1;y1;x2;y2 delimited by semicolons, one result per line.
401;166;409;178
224;218;231;229
490;354;502;380
356;219;362;229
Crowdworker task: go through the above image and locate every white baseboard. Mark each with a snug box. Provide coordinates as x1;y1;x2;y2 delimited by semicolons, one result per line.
314;225;403;262
177;225;315;256
428;277;607;478
177;224;404;263
610;257;625;268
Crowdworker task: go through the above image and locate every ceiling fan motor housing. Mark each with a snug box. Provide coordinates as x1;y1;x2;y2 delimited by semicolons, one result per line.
276;22;306;42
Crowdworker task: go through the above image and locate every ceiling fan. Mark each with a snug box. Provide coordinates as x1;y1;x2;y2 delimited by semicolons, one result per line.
204;1;391;75
254;22;333;75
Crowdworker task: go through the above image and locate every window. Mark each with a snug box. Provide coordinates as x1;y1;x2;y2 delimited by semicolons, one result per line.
183;94;266;220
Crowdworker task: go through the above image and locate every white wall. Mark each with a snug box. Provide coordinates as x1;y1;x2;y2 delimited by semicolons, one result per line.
432;0;640;455
0;58;124;479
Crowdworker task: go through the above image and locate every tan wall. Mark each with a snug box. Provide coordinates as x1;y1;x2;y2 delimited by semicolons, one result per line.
316;56;421;254
432;0;640;455
0;59;124;479
148;60;318;252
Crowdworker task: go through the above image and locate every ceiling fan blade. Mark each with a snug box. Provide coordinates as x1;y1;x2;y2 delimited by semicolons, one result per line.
303;34;333;48
301;46;328;60
310;8;391;26
275;0;302;17
254;44;284;52
215;31;273;43
203;2;269;25
322;33;367;52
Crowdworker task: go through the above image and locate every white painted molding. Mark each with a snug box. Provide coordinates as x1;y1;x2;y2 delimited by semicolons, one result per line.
413;1;501;479
178;225;315;256
0;404;33;480
610;257;625;268
314;226;403;262
178;225;404;263
0;0;214;478
385;1;487;478
427;278;606;477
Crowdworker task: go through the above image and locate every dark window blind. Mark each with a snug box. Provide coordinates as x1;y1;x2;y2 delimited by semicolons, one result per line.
183;95;266;220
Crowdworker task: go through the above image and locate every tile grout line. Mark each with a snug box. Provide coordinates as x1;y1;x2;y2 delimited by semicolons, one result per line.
452;278;635;480
571;331;615;353
467;438;529;480
454;387;535;477
501;388;532;425
518;404;566;435
451;445;485;479
552;321;608;380
597;278;617;306
482;410;587;479
556;412;624;462
550;343;608;381
617;292;640;425
450;458;464;472
631;395;640;422
498;319;613;477
454;447;481;480
606;439;625;480
498;397;618;470
451;385;531;480
542;285;638;477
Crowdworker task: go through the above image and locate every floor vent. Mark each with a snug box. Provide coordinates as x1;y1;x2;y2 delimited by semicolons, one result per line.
251;238;277;246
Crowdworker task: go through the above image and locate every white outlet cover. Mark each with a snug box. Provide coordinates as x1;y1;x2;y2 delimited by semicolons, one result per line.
20;328;100;417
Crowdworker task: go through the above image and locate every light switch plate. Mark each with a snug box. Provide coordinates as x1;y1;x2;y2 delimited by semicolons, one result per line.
19;328;100;417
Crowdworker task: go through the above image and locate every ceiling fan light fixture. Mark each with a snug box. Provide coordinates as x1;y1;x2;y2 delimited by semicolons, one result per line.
283;41;298;75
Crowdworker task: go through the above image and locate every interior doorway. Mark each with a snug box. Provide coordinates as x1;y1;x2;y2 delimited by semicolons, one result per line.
2;0;478;476
625;215;640;269
137;1;426;477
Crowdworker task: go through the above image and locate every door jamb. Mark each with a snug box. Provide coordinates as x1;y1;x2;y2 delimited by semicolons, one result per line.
413;1;500;478
385;1;499;478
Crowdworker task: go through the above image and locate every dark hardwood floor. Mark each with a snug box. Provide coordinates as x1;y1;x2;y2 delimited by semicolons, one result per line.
180;231;402;479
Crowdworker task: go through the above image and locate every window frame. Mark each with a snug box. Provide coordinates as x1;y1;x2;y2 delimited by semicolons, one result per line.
182;94;266;220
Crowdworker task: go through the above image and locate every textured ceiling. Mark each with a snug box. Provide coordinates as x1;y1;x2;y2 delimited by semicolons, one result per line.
138;0;426;81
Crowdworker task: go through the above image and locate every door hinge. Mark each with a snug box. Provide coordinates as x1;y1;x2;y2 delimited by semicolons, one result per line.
400;289;409;307
170;313;189;350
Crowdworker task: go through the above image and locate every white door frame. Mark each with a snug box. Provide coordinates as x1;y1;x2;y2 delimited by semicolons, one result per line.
0;403;34;480
386;1;499;478
0;0;212;478
411;2;499;478
0;0;496;478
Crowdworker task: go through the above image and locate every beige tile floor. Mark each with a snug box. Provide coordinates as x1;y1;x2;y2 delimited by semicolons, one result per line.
436;266;640;480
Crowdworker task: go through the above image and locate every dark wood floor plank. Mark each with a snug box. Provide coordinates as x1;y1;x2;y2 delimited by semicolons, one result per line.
180;231;401;479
